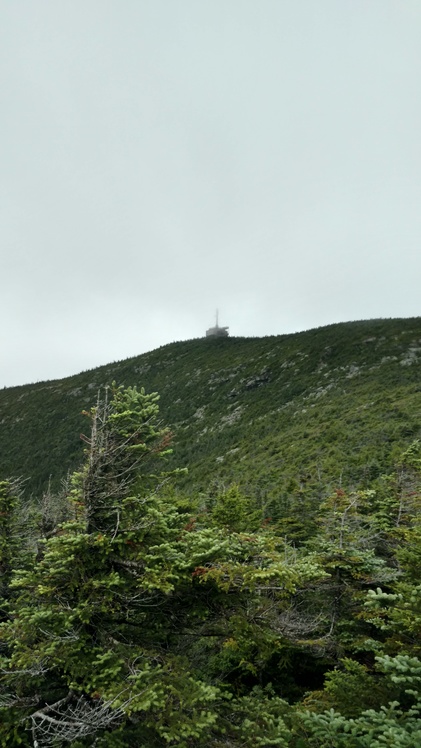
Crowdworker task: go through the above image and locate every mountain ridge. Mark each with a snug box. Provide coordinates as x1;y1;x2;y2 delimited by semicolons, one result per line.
1;317;421;510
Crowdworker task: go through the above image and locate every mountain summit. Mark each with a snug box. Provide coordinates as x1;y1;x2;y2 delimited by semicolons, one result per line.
1;317;420;507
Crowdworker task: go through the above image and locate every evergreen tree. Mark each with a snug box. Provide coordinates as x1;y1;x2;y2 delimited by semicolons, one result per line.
0;386;325;746
0;386;221;746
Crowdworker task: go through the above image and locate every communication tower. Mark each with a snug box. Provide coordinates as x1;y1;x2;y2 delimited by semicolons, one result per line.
205;310;229;338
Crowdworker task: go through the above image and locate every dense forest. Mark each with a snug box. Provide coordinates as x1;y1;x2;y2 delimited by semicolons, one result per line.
1;319;421;745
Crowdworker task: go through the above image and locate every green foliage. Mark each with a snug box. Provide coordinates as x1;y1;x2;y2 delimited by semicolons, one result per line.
0;480;20;601
2;317;421;507
295;654;421;747
0;386;328;746
2;315;421;746
304;658;397;717
0;479;37;607
209;483;261;532
0;386;222;745
219;687;293;747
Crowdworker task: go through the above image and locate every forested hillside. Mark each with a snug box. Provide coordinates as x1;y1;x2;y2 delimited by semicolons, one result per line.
1;318;421;746
1;317;421;506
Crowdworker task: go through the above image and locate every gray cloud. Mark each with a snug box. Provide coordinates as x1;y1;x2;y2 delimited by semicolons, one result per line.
1;1;421;386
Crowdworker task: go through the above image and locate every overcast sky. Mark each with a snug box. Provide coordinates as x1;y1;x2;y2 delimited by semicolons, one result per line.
1;1;421;387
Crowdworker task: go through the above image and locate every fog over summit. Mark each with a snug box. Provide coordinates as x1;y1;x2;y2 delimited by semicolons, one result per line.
2;1;421;386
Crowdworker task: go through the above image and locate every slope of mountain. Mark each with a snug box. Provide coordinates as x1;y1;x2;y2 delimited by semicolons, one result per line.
1;317;421;509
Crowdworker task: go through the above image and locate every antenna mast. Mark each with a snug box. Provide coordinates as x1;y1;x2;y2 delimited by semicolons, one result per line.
205;309;229;338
